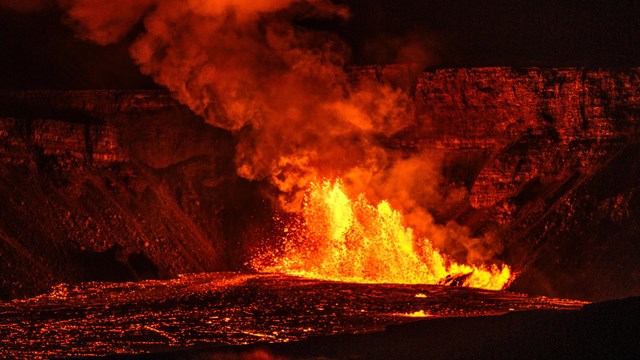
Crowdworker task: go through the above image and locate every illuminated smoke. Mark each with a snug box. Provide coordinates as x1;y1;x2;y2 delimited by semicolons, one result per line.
56;0;409;206
57;0;507;270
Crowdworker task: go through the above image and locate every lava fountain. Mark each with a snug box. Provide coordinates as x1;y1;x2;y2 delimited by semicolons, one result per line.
252;179;512;290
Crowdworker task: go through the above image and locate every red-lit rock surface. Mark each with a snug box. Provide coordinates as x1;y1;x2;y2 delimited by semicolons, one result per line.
416;68;640;300
417;68;640;211
0;91;267;299
1;67;640;301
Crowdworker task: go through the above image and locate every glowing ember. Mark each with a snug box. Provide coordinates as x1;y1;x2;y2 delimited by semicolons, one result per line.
400;310;432;317
253;179;512;290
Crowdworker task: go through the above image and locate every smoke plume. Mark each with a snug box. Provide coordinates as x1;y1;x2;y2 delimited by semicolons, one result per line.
57;0;503;265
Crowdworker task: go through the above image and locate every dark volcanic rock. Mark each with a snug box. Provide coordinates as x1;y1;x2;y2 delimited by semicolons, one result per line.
0;91;267;299
507;143;640;300
108;296;640;360
416;68;640;211
416;67;640;301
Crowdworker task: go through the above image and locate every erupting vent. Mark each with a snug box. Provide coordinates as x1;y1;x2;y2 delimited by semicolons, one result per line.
252;179;512;290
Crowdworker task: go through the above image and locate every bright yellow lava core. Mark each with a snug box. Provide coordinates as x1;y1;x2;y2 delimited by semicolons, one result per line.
252;179;512;291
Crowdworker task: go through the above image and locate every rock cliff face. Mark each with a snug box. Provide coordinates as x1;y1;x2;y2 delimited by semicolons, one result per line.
416;68;640;212
416;68;640;300
0;91;269;299
1;67;639;301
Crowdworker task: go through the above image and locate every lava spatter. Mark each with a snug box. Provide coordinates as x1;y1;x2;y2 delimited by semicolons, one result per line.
252;179;512;290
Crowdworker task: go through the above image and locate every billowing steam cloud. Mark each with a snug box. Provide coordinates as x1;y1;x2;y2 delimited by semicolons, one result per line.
54;0;503;265
59;0;412;207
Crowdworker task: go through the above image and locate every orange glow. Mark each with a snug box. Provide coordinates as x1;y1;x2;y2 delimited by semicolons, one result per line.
253;179;512;291
399;310;432;317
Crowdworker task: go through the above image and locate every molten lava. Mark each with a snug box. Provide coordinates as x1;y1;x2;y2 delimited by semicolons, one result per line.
252;180;512;290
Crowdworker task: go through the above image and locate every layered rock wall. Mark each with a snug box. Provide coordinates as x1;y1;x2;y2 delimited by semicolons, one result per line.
0;117;126;165
417;67;640;214
0;91;249;299
416;68;640;300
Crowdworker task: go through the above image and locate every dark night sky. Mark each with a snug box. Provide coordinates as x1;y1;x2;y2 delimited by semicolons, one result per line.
1;0;640;89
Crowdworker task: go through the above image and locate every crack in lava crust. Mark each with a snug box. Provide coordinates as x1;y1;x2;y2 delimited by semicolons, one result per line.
251;179;512;290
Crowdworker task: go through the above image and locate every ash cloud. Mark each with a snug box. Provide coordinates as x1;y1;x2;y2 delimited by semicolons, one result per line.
56;0;504;265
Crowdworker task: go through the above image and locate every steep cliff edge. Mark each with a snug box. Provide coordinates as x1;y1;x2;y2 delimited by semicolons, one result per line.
1;67;639;301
